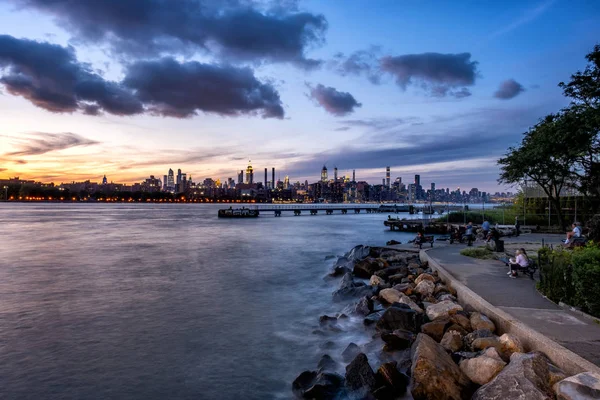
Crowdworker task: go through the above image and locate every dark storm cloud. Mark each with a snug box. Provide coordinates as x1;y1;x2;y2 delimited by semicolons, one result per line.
6;132;99;156
123;58;284;118
494;79;525;99
380;52;478;97
11;0;327;68
308;84;361;116
0;34;143;115
0;35;285;118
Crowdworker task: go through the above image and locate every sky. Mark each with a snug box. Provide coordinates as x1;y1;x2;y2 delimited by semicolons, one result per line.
0;0;599;192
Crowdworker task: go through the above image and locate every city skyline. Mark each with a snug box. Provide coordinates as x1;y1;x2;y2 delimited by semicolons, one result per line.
1;1;599;192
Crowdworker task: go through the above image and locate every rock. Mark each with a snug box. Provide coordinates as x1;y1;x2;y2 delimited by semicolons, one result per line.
342;343;361;363
464;329;494;348
460;353;506;385
548;363;568;387
345;353;376;391
292;370;317;397
364;310;385;326
554;371;600;399
376;303;424;333
386;239;401;246
381;329;415;350
370;275;386;286
333;273;373;301
408;262;421;270
471;337;502;352
438;293;458;302
329;265;351;277
421;318;450;342
354;257;387;279
375;265;408;280
319;315;337;325
446;324;469;337
379;288;402;304
482;347;504;362
392;283;413;293
470;312;496;332
345;245;371;261
434;283;451;296
292;370;344;399
426;300;463;321
415;273;436;285
410;333;474;400
389;273;409;285
449;313;472;332
499;333;524;356
396;294;423;313
414;280;435;297
317;354;338;372
472;352;555;400
441;331;464;353
376;362;409;396
352;296;373;316
451;351;479;364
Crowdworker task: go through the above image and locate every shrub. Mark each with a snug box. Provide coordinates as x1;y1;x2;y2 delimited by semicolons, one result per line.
585;214;600;242
537;247;573;304
460;247;496;259
572;246;600;316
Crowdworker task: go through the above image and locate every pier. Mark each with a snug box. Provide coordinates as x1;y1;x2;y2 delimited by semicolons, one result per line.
245;204;417;217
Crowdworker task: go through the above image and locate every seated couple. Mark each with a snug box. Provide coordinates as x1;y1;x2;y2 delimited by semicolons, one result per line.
507;248;529;278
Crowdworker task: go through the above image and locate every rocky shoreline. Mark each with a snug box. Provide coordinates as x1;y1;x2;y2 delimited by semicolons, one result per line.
292;244;600;399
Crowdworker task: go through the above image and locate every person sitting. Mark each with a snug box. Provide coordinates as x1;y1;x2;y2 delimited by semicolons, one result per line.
563;222;582;244
414;231;425;246
481;220;490;239
508;248;529;278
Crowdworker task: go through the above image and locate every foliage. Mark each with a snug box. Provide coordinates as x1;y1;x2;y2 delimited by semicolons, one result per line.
460;247;496;260
537;247;573;304
437;209;548;226
586;214;600;242
559;44;600;107
572;245;600;317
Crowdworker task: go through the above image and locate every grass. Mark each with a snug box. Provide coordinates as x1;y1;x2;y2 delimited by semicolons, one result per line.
460;246;497;260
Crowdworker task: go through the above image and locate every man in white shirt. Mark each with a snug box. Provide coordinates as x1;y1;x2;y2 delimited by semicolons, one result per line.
564;222;582;243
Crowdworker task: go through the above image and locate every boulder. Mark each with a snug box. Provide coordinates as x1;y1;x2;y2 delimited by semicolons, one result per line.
375;265;408;280
449;313;472;332
464;329;494;349
553;371;600;400
451;351;479;364
345;353;376;391
446;324;469;337
548;363;568;387
460;353;506;385
317;354;338;372
341;343;361;363
397;294;423;313
410;333;474;400
499;333;524;356
381;329;415;350
470;312;496;332
292;370;344;399
352;296;373;316
392;283;413;294
421;318;450;342
319;315;337;325
472;352;555;400
415;273;436;285
438;293;458;302
329;265;351;277
345;245;371;261
441;331;464;353
364;310;385;326
354;257;387;279
408;262;421;270
414;280;435;297
471;337;502;352
379;288;402;304
434;283;451;296
376;303;423;333
482;347;504;362
375;362;409;396
426;300;463;321
389;273;409;285
333;273;373;302
370;275;386;286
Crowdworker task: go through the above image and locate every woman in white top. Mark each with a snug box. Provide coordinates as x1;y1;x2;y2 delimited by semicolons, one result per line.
508;248;529;278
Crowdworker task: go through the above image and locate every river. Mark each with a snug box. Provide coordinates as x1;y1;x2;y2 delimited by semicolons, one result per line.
0;203;425;400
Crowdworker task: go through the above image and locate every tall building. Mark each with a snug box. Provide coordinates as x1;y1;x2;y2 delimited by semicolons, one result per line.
334;166;338;182
102;175;108;185
352;169;355;182
386;167;390;188
163;175;167;191
431;182;435;192
245;160;254;184
414;174;420;186
284;175;290;189
167;169;175;191
264;168;268;188
272;168;275;189
321;165;328;182
238;170;244;184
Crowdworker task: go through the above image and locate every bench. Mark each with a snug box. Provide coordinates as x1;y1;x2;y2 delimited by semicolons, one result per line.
564;236;588;249
414;235;434;249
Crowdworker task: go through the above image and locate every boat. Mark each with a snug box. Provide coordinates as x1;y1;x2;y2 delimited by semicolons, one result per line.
218;208;260;218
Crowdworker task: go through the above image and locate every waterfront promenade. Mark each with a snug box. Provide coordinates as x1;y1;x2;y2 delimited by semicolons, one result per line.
424;234;600;367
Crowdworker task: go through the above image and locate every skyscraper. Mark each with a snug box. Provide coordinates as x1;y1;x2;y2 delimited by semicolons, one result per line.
334;166;338;182
272;168;275;190
352;169;355;182
321;165;328;182
163;175;167;191
167;169;174;191
264;168;267;188
245;160;253;184
414;174;420;186
386;166;390;188
238;170;244;184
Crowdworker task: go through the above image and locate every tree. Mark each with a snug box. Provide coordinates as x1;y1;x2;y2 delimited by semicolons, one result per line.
498;114;575;230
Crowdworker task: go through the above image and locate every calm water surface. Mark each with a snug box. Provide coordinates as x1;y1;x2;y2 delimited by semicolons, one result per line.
0;203;419;400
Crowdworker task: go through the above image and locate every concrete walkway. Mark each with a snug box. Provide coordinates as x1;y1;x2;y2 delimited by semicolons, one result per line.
426;234;600;367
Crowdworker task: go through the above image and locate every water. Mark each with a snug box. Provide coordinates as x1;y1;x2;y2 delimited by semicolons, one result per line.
0;203;419;400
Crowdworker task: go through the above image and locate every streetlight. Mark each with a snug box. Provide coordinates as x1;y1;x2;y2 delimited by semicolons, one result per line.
502;202;505;225
3;186;7;201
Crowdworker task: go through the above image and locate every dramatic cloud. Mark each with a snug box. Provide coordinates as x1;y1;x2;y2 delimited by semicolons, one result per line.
331;47;381;84
123;58;284;118
11;0;327;68
0;34;143;115
0;35;284;118
308;84;361;116
5;132;99;156
494;79;525;99
380;52;478;98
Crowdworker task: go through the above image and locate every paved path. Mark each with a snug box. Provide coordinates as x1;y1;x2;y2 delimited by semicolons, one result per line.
427;234;600;367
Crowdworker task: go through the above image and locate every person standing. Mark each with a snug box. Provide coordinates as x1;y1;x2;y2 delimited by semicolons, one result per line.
481;219;490;239
465;221;474;246
514;216;521;237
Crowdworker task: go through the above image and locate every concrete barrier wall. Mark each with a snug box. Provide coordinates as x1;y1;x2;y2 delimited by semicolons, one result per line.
420;250;600;376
